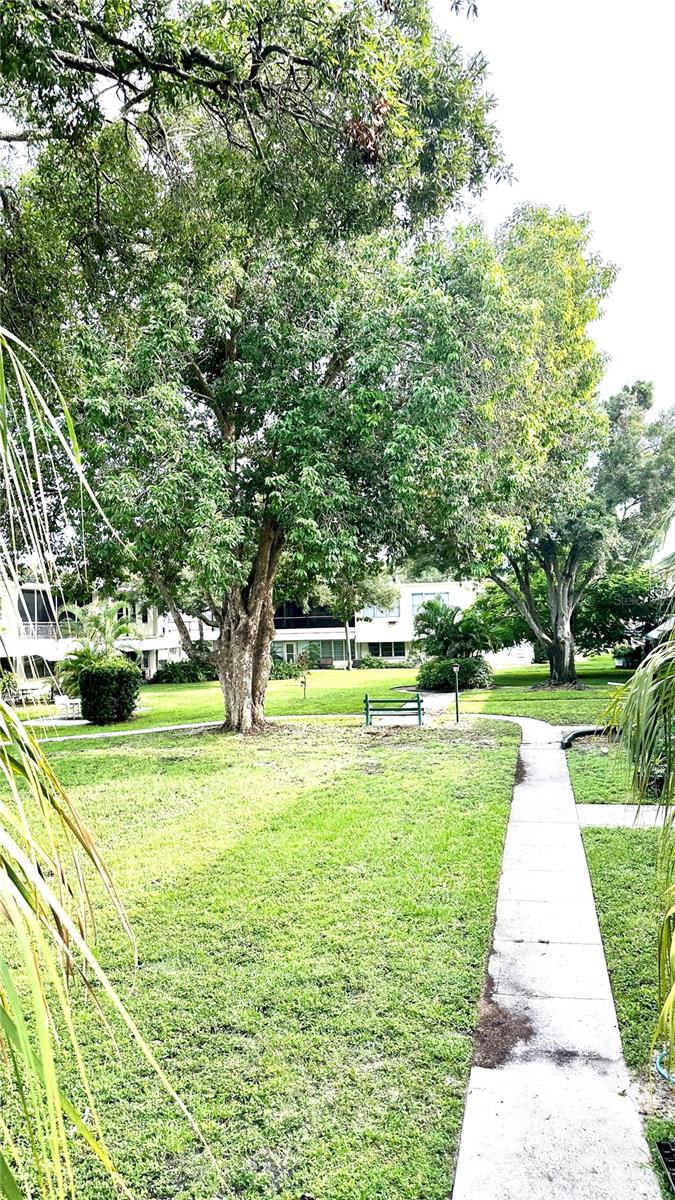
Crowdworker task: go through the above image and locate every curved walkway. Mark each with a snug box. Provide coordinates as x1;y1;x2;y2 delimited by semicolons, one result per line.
453;714;660;1199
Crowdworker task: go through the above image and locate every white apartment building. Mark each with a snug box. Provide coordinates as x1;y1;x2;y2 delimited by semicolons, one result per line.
2;576;528;694
0;582;183;695
270;579;480;667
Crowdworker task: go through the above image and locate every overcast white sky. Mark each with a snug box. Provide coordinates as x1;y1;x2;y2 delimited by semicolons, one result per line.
433;0;675;412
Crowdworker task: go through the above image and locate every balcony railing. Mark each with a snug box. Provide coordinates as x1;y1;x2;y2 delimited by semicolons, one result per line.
274;614;355;630
21;621;59;639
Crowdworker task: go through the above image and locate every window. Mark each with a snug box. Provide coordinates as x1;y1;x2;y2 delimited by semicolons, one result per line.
22;655;50;679
368;641;406;659
412;591;450;616
19;588;56;624
361;601;401;619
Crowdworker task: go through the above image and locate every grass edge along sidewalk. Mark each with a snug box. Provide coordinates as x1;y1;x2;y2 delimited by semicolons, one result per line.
584;828;675;1199
45;719;519;1199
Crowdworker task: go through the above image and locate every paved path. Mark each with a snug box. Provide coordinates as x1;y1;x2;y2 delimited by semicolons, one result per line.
578;803;665;828
453;715;660;1200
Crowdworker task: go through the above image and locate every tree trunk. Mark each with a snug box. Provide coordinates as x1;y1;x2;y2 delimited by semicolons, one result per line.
489;563;578;684
547;597;577;683
215;517;283;733
344;620;352;669
154;518;283;732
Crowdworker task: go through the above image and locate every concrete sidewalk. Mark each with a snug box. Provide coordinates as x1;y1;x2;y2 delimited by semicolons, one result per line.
577;803;665;828
452;716;660;1200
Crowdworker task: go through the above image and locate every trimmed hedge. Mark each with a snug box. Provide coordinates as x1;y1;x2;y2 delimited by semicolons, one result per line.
80;657;142;724
417;655;493;692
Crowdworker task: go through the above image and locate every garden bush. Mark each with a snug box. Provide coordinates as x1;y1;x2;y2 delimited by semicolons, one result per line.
357;655;388;669
0;669;18;701
154;659;206;684
417;655;493;692
270;659;301;680
153;642;217;683
80;658;141;724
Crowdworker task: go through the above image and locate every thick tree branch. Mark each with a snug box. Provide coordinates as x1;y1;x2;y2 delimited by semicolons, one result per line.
150;570;195;659
489;569;552;648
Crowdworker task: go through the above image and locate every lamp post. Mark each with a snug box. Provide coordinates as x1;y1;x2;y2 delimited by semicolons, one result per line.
452;663;460;723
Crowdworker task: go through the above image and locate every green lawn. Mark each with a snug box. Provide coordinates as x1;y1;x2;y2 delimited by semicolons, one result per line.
584;829;674;1196
460;655;631;725
567;738;638;804
43;717;519;1199
36;667;419;736
32;656;633;739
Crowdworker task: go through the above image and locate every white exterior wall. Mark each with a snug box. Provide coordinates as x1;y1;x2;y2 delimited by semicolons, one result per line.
0;578;533;692
355;579;478;657
270;579;486;666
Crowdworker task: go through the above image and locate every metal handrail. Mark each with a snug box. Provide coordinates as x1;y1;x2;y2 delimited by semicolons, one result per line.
20;622;59;639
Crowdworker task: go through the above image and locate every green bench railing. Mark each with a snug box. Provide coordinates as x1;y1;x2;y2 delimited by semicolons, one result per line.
364;692;423;727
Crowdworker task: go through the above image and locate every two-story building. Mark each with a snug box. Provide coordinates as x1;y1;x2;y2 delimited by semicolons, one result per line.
270;579;479;666
1;575;528;694
0;582;183;695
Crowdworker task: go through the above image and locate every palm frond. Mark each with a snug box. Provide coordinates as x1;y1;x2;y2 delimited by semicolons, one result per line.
0;327;210;1194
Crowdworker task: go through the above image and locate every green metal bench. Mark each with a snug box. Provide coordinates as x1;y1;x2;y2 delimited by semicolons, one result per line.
364;692;423;727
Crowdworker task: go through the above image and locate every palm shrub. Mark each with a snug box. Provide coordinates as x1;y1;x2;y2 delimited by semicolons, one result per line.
0;327;203;1194
58;599;136;696
414;597;494;660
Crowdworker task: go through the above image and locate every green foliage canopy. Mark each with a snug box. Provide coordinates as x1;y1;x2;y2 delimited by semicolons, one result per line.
1;0;504;230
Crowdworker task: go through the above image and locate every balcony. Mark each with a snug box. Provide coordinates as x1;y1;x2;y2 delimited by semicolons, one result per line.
274;602;354;632
21;621;59;639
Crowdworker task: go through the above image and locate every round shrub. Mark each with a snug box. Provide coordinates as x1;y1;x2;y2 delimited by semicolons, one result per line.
416;655;493;692
80;657;141;724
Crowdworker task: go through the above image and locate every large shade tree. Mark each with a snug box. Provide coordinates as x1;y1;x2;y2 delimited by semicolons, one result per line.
467;565;671;661
2;132;544;728
482;382;675;681
1;0;516;731
0;0;504;227
423;204;625;684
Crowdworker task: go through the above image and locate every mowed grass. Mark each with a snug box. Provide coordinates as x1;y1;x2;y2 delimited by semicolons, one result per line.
33;656;634;740
584;829;675;1195
36;667;419;736
41;718;519;1199
567;738;638;805
460;655;631;725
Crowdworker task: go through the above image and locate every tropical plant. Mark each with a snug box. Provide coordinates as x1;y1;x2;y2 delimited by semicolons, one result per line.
414;598;493;660
0;668;18;701
58;600;135;696
0;327;204;1195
